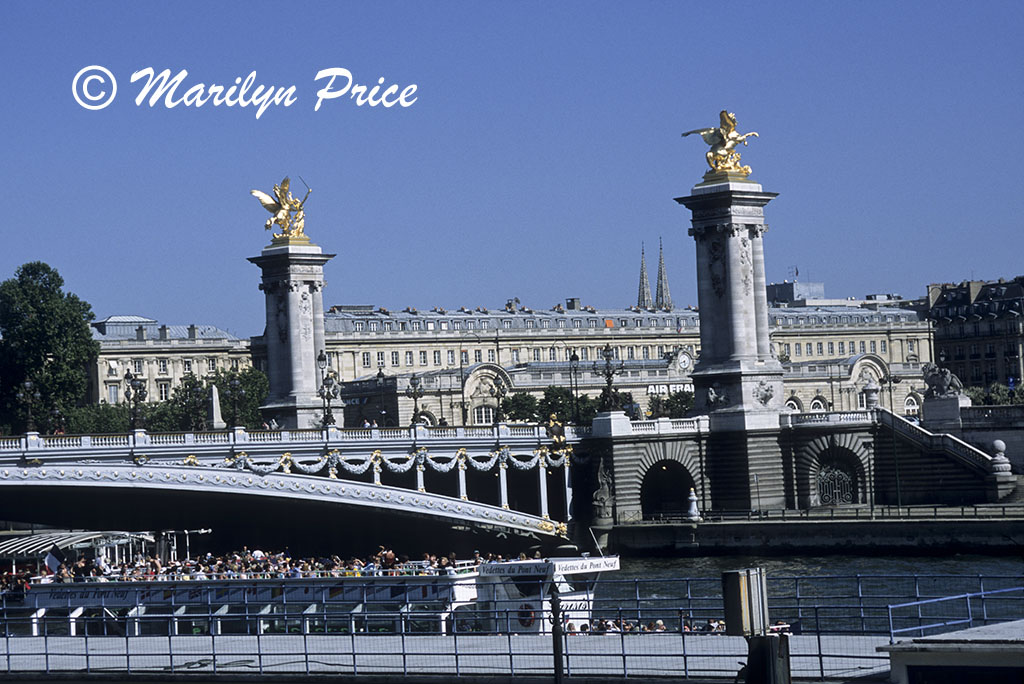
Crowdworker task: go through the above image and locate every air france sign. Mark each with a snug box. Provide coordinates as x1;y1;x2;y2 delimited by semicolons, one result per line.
647;383;693;396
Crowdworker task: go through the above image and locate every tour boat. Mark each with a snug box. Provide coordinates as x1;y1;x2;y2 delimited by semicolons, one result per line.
1;556;620;637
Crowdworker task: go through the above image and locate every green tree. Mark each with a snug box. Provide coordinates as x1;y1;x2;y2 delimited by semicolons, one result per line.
142;400;179;433
649;390;695;418
0;262;99;433
575;394;600;424
503;392;538;422
211;367;269;429
537;386;600;425
538;386;575;423
965;383;1019;406
169;373;208;431
63;403;129;434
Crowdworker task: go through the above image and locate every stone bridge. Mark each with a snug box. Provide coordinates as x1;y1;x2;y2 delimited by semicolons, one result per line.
588;410;1016;527
0;424;587;551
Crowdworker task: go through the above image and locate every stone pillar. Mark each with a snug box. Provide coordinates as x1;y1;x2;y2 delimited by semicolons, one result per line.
249;236;335;429
676;173;786;510
750;227;772;361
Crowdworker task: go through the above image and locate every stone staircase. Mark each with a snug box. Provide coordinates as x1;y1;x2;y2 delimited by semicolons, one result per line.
997;474;1024;503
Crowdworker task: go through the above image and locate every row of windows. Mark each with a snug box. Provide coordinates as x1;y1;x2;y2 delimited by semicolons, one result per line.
106;381;173;405
775;314;904;326
781;339;904;358
937;321;1024;336
107;357;235;376
349;317;696;333
359;345;683;368
786;395;920;414
945;343;1016;359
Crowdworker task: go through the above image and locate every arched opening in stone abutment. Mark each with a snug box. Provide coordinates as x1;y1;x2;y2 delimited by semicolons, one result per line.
640;460;695;519
813;447;866;507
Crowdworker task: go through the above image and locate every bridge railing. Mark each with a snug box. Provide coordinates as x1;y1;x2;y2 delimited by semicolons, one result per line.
623;417;707;436
784;410;876;427
625;504;1024;523
0;423;589;456
6;573;1020;679
879;409;1003;475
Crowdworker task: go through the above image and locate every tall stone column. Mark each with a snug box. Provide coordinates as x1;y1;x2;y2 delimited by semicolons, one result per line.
676;173;786;509
249;235;335;429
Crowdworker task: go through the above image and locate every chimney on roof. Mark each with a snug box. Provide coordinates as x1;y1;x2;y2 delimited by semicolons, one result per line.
135;325;146;341
188;324;198;339
159;325;169;340
566;297;580;310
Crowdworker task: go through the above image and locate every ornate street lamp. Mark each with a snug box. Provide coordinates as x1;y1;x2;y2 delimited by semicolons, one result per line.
223;376;246;428
489;376;507;425
592;343;625;412
458;331;482;426
317;350;341;427
569;351;580;423
15;380;41;433
376;367;387;426
124;370;148;431
881;372;904;509
405;373;425;425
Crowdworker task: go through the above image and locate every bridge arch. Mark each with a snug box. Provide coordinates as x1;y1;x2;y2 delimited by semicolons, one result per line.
794;431;873;508
613;439;704;522
640;460;696;519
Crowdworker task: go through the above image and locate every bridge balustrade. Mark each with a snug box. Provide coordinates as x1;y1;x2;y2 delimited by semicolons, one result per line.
0;425;582;539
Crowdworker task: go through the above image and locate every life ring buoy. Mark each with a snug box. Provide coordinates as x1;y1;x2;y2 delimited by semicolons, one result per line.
517;603;536;628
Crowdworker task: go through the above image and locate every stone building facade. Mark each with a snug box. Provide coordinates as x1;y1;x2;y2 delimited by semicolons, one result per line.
90;298;931;424
88;316;251;405
926;277;1024;389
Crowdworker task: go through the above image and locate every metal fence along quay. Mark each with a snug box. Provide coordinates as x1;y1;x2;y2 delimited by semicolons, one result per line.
2;574;1021;679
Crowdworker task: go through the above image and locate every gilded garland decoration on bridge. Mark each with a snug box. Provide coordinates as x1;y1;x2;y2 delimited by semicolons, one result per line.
211;446;571;478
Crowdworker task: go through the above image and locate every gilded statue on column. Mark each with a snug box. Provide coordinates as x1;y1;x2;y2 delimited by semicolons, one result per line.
682;111;759;176
251;176;312;240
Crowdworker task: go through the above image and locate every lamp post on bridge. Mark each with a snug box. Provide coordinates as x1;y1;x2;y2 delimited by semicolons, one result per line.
317;350;341;427
124;370;148;431
458;331;482;426
569;351;580;424
489;375;507;425
880;372;904;509
222;376;245;428
376;367;387;427
15;380;41;433
593;343;625;411
406;373;425;425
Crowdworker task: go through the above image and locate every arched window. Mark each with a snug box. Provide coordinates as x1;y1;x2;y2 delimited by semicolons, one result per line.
809;398;827;412
473;406;494;425
904;395;920;416
785;398;801;412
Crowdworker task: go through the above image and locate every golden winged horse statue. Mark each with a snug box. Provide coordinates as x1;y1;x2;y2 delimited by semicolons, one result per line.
251;177;312;239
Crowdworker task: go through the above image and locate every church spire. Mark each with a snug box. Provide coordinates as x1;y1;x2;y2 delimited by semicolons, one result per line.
637;243;653;309
655;237;673;310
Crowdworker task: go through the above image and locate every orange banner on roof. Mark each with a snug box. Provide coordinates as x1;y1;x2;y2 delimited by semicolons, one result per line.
604;319;614;328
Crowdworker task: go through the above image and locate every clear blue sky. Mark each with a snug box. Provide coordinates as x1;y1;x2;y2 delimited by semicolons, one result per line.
4;2;1022;337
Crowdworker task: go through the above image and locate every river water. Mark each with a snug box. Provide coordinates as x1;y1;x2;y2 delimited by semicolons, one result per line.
588;552;1024;633
618;551;1024;580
